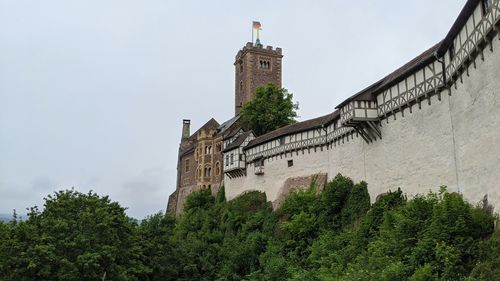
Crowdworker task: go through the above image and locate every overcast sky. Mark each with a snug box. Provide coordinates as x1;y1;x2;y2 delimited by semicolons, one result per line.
0;0;466;219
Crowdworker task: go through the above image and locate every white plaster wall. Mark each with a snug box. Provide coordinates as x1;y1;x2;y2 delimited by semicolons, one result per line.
327;91;460;203
328;36;499;208
225;148;330;201
328;136;365;184
225;31;499;212
366;94;457;199
449;34;500;209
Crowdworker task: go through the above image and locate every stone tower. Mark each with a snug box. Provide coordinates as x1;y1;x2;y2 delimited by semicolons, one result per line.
234;42;283;115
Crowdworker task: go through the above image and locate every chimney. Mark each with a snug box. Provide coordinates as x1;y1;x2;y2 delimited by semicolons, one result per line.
181;119;190;141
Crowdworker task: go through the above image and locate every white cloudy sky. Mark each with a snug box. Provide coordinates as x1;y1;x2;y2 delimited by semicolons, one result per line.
0;0;466;219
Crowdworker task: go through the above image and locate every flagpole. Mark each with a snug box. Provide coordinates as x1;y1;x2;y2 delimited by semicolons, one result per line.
251;23;254;45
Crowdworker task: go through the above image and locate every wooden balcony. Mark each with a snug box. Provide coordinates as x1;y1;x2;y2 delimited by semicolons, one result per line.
340;100;381;143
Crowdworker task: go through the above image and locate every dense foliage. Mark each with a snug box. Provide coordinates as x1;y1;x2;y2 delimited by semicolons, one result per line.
0;175;498;280
239;83;299;136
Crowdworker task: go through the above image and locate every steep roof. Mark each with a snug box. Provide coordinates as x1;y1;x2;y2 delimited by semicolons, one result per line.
187;118;220;142
216;115;244;140
180;118;220;157
218;115;240;135
223;131;253;152
337;0;482;109
245;112;338;149
437;0;480;56
336;42;440;108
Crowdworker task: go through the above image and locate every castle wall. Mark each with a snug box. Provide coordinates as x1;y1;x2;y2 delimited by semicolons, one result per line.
225;8;500;211
225;147;329;202
225;32;500;211
330;93;458;201
216;0;500;214
449;33;500;207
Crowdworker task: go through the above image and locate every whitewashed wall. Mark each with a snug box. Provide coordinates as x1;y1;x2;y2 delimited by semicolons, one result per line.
448;33;500;208
224;1;500;210
331;93;458;202
225;148;329;202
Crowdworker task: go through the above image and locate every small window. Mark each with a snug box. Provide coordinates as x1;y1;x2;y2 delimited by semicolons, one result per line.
239;154;243;161
239;62;243;73
225;155;229;166
205;145;212;155
240;81;243;91
204;167;212;177
216;144;222;152
185;159;190;172
449;42;455;61
259;58;271;70
279;136;286;145
287;160;294;167
230;153;234;165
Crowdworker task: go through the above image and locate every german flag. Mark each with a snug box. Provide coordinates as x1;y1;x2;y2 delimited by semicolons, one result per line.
252;21;262;30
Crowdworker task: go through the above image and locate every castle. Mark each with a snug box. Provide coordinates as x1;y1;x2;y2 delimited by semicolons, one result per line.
168;0;500;215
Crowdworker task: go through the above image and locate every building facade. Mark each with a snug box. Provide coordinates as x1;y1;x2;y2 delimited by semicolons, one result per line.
169;0;500;214
167;43;284;214
222;0;500;210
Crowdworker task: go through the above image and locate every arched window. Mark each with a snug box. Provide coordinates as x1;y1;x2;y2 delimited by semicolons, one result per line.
204;165;212;177
205;145;212;155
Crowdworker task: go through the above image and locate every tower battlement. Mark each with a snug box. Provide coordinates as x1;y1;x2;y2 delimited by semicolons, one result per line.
234;42;282;62
234;42;283;115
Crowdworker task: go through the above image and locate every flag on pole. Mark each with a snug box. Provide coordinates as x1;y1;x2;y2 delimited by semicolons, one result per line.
252;21;262;30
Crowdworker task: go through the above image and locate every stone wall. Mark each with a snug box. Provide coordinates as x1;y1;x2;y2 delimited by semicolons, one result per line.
272;173;327;209
234;44;282;114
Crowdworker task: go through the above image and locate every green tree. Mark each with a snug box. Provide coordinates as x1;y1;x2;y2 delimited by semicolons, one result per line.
0;189;146;281
138;213;182;281
239;83;298;136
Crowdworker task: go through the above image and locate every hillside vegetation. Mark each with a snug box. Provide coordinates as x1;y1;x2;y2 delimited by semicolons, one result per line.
0;174;498;281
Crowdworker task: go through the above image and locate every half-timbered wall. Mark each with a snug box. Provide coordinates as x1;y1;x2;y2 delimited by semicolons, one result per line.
225;145;330;203
444;2;500;82
245;127;332;163
376;61;444;118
